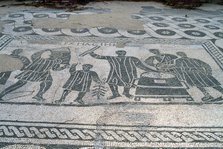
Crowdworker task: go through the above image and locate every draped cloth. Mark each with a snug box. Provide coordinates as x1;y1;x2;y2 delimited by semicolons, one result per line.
16;57;61;82
90;53;153;87
161;57;221;87
63;70;100;92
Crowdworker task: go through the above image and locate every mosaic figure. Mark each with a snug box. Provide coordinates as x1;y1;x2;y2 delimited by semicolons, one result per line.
0;49;70;101
56;64;101;105
89;50;157;99
0;49;30;85
134;49;191;101
145;49;178;67
158;52;223;102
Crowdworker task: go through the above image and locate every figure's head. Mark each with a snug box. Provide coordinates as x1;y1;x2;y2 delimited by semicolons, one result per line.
12;49;23;55
176;52;187;57
149;49;160;55
41;49;52;59
82;64;93;71
116;50;126;56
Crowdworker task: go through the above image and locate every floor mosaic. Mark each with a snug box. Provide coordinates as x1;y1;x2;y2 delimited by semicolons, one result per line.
0;2;223;148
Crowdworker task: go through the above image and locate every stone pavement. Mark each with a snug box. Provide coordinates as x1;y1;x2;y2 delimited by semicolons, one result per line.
0;1;223;148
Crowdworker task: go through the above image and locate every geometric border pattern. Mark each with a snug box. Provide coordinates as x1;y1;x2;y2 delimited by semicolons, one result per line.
0;121;223;148
202;41;223;71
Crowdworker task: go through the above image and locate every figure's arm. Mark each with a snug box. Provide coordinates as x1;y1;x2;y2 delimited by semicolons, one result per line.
21;57;31;67
135;58;157;72
156;59;176;72
89;52;107;59
204;65;212;75
52;59;69;71
91;72;101;84
144;57;155;66
197;60;212;75
69;64;77;75
52;65;66;71
31;51;42;61
19;57;31;70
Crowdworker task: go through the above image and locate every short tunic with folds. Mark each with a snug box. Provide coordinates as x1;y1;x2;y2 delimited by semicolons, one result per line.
16;58;61;82
63;70;100;92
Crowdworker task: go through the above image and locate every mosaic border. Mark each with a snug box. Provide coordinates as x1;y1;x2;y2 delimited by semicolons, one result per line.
0;120;223;148
202;41;223;71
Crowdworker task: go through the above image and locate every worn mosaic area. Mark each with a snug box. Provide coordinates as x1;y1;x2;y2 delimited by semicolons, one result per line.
0;3;223;148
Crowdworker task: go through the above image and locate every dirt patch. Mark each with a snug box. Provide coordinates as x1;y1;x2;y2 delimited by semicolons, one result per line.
33;13;144;30
0;54;23;72
32;1;147;30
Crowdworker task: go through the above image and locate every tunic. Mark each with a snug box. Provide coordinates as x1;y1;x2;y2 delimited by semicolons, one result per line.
15;54;62;82
63;70;100;92
162;57;221;87
90;53;154;87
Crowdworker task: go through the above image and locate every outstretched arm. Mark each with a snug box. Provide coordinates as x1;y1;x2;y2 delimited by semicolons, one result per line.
144;57;155;66
135;58;157;72
156;59;176;72
52;59;69;71
89;52;107;59
31;51;42;61
20;56;31;67
53;64;69;71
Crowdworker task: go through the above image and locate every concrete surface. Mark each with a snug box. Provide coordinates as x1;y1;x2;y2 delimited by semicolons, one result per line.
0;1;223;148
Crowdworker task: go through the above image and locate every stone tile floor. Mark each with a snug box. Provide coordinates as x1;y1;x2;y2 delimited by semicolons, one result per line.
0;1;223;148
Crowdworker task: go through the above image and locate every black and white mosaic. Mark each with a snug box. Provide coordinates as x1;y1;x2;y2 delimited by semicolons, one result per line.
0;120;223;148
0;34;12;51
0;3;223;149
1;7;223;41
0;36;222;105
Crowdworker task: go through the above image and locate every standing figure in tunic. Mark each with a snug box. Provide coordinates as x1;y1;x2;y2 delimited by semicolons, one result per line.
157;52;223;101
56;64;101;104
89;50;156;99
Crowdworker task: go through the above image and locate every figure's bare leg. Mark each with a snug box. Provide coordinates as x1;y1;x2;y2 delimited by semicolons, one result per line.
33;81;52;101
123;87;133;99
55;90;71;104
0;80;27;100
74;92;86;105
107;84;121;99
